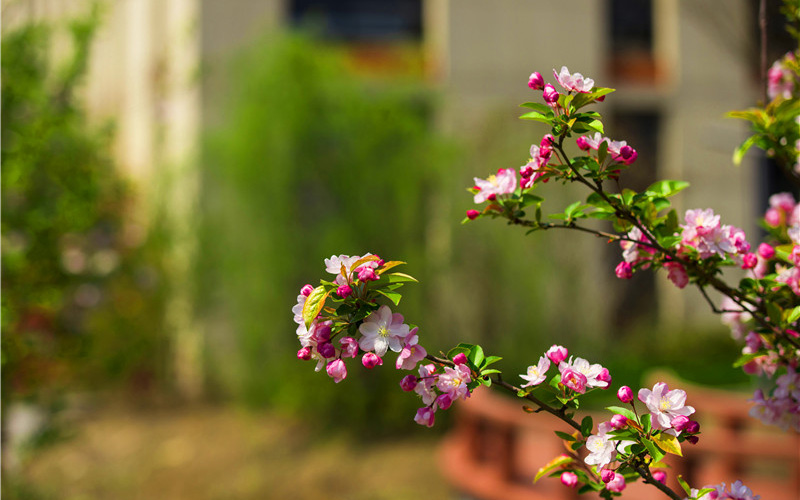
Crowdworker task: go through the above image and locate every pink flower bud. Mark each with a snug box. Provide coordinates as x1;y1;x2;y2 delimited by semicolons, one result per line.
400;375;418;392
528;72;545;90
576;136;591;151
336;284;352;298
765;208;782;227
314;324;332;343
326;359;347;383
686;435;699;445
652;470;667;484
615;261;633;279
297;346;312;360
488;193;497;201
758;243;775;259
546;345;568;364
685;420;700;434
787;329;800;338
617;385;634;403
414;407;435;427
560;471;578;488
606;472;626;493
619;145;635;160
622;149;638;165
671;414;690;431
466;209;481;220
357;266;378;282
318;342;336;359
596;94;606;102
741;252;758;269
610;414;628;429
362;352;383;369
596;367;612;386
453;353;468;365
541;134;555;149
300;284;314;297
543;84;559;104
600;469;615;483
435;393;453;410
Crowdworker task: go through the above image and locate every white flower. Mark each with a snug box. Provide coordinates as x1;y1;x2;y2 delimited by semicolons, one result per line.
520;356;550;388
638;382;695;430
358;305;410;357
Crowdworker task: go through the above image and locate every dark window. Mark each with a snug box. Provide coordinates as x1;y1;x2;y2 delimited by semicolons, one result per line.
289;0;422;42
608;0;657;84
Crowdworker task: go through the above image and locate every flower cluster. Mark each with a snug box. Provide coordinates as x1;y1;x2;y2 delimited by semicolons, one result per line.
293;253;427;383
403;354;473;427
768;52;797;101
686;480;760;500
518;345;611;397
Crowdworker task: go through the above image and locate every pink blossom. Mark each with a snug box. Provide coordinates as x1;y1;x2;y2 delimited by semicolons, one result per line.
357;266;378;282
339;336;359;358
554;66;595;93
521;144;552;183
358;305;411;357
775;371;800;400
765;207;783;227
638;382;695;430
652;470;667;484
560;368;587;393
610;414;628;429
453;352;468;365
436;364;472;400
546;345;569;364
396;342;427;370
297;346;312;360
560;471;578;488
336;284;352;298
435;393;453;410
615;261;633;279
466;209;480;220
768;54;795;100
326;359;347;383
617;386;633;403
606;473;626;493
560;356;608;389
671;415;691;431
520;355;550;388
528;71;544;90
727;480;761;500
361;352;383;369
317;342;335;359
664;261;689;289
300;284;314;296
757;243;775;259
576;136;591;151
543;84;559;105
400;375;418;392
741;252;757;269
600;469;615;483
473;168;518;204
414;364;438;405
414;407;435;427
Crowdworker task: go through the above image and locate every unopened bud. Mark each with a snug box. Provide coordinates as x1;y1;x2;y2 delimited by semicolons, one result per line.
652;470;667;484
601;469;615;483
400;375;418;392
362;352;383;369
297;347;312;360
300;284;314;297
466;209;481;220
453;353;468;365
318;342;336;359
617;385;633;404
528;72;545;90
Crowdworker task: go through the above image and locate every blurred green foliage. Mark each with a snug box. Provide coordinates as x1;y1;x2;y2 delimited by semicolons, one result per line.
1;15;169;409
199;33;457;432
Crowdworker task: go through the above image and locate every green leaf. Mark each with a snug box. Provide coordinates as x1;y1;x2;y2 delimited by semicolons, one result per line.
605;406;637;422
376;289;402;306
733;135;759;165
766;301;783;325
520;111;551;124
554;431;576;441
480;368;501;376
733;351;764;368
641;413;652;433
534;454;574;483
520;193;544;208
302;286;330;329
787;305;800;324
581;416;594;437
520;102;553;115
653;432;683;456
646;180;690;197
386;272;418;283
468;344;485;368
642;438;666;463
483;355;503;366
677;475;692;496
598;140;608;164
